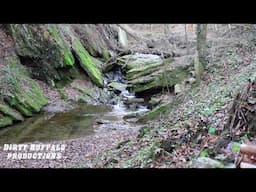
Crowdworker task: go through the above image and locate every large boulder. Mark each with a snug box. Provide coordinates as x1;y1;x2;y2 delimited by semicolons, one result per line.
10;24;75;85
120;54;192;94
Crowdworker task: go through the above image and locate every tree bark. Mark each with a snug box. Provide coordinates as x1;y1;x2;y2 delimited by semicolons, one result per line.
197;24;207;67
194;24;207;81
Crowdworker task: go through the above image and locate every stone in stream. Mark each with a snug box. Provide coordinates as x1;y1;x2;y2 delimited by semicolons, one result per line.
96;119;111;124
123;97;144;105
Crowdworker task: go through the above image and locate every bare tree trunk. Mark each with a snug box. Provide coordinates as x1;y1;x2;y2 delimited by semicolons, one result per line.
184;24;189;54
164;25;169;38
194;24;207;81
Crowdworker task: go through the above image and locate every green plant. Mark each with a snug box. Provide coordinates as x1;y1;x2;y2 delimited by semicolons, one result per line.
208;127;216;135
232;143;240;152
200;149;209;157
138;126;150;138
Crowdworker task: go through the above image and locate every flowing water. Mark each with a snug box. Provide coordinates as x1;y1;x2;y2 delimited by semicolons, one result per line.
0;91;149;145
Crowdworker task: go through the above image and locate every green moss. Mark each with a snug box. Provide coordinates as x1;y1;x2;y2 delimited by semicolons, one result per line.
0;116;13;128
126;61;165;80
138;126;151;138
15;103;33;117
137;104;170;123
0;103;24;121
2;59;48;117
129;67;189;93
64;52;74;66
138;98;183;123
72;39;103;88
48;24;74;66
48;25;61;42
103;49;110;61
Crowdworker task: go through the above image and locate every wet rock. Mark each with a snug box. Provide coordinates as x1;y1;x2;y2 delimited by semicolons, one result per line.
188;157;224;168
123;112;140;120
108;82;127;92
124;118;138;123
96;119;111;124
123;97;144;105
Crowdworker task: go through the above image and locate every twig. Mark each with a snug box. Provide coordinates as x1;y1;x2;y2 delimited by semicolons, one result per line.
240;109;247;123
229;108;238;138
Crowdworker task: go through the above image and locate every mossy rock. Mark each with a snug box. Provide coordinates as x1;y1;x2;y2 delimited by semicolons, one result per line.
120;54;190;94
2;57;48;117
108;82;127;92
48;24;75;66
138;97;183;123
137;103;170;123
10;24;76;84
128;66;189;93
120;54;162;70
72;39;104;88
0;103;24;121
0;116;13;128
126;61;166;80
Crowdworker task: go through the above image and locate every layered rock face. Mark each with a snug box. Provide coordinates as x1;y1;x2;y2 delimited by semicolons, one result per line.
0;24;119;128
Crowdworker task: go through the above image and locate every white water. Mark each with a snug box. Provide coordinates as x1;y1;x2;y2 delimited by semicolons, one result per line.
109;89;149;117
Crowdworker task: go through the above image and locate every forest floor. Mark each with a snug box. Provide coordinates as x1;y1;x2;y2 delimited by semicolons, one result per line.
1;24;256;168
88;24;256;168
